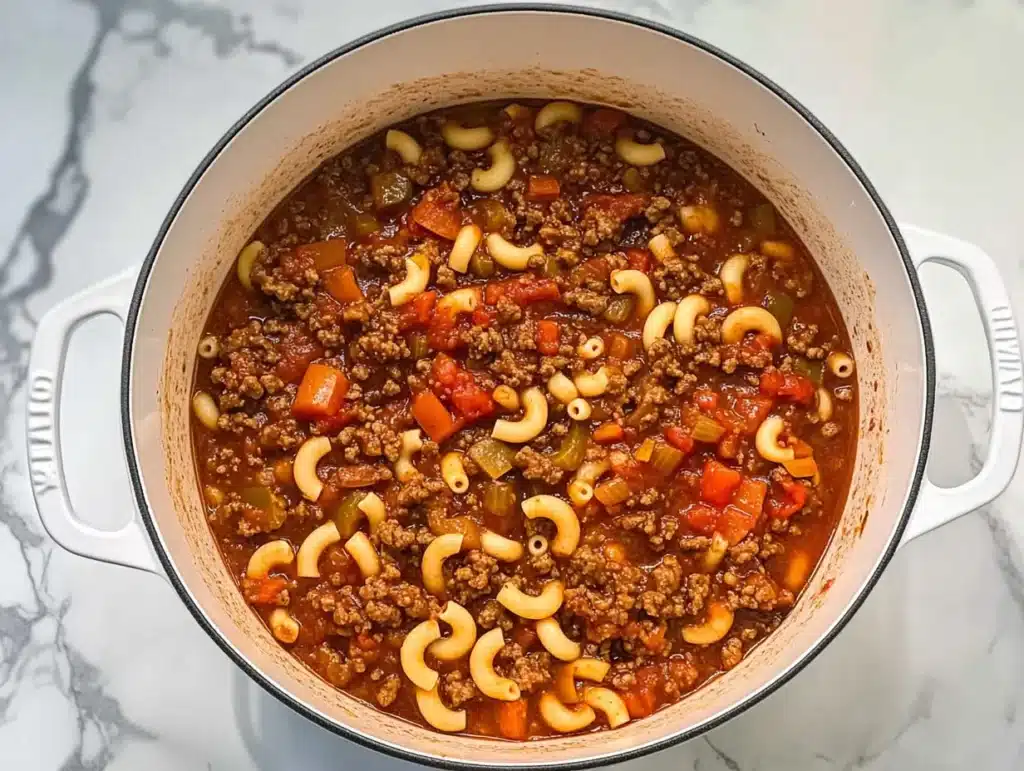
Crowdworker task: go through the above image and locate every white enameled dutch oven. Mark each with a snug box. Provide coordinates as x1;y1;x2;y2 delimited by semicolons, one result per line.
24;5;1024;768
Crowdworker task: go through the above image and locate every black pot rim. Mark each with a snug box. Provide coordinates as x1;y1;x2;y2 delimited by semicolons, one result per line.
120;4;934;768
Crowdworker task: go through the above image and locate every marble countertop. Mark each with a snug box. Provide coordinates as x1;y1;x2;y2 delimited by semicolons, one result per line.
2;0;1023;769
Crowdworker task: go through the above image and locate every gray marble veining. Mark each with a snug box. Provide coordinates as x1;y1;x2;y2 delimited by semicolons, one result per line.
1;0;1023;769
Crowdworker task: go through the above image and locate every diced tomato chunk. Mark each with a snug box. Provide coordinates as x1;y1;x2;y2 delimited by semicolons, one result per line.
700;459;743;507
683;503;719;535
450;382;494;422
664;426;694;454
760;370;814;404
242;576;288;606
621;683;657;719
694;387;719;411
584;193;648;225
484;277;560;307
472;307;494;327
726;394;774;434
292;363;349;419
411;186;462;240
731;477;768;518
766;475;808;519
274;328;325;384
718;505;758;545
526;175;561;201
430;354;495;424
536;319;560;355
397;290;437;330
584;108;627;136
412;390;459;443
312;409;356;435
759;370;785;395
625;248;650;273
431;353;460;388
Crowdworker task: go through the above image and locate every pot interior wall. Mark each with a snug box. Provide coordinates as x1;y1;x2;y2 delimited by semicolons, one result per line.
129;9;926;766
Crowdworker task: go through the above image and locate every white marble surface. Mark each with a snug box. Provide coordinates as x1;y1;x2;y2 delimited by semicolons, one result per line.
1;0;1023;768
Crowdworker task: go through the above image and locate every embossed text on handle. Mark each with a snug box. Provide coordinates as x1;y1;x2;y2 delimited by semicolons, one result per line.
991;305;1023;413
27;371;59;495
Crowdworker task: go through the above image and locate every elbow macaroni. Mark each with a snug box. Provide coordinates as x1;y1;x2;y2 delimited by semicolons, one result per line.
469;628;520;701
610;269;656;320
385;129;423;165
197;335;219;360
447;224;483;273
568;459;610;507
437;286;481;316
721;306;783;345
536;617;581;661
401;619;442;690
293;435;332;501
430;601;477;661
566;397;591;422
614;135;666;166
268;608;300;645
422;533;464;596
577;337;604;360
440;121;494;151
246;540;294;579
719;254;749;305
642;301;677;352
394;429;424;483
816;387;833;422
236;240;265;291
192;391;220;430
672;294;711;347
679;204;720;235
296;521;341;578
440;452;469;494
584;687;630;728
826;351;855;378
471;140;516;193
567;479;593;507
522;495;580;556
702;531;729;573
389;251;431;307
761;239;796;260
755;415;795;463
491;387;549;443
485;233;543;271
415;686;466;732
547;372;579;404
528;534;549;557
554;657;611;704
357;492;387;533
535;101;582;131
539;691;596;733
496;580;565;620
344;531;381;579
682;601;735;644
648;233;675;263
573;366;611;398
492;384;520;411
480;530;524;562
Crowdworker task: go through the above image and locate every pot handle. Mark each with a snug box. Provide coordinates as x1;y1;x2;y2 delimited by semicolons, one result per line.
898;224;1023;545
26;269;160;575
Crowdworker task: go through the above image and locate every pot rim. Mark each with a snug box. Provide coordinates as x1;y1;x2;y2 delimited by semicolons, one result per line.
120;4;935;768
